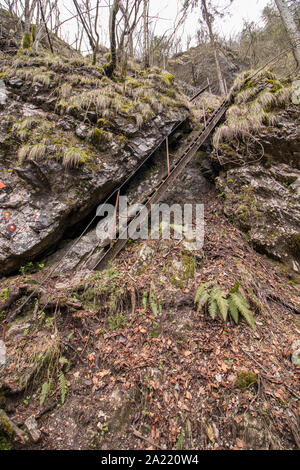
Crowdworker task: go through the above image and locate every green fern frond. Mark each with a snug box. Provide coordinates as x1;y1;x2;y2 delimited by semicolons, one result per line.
40;380;51;406
194;282;213;304
194;281;257;331
58;371;67;404
228;296;239;324
142;292;148;309
197;291;209;312
230;293;256;331
210;287;228;322
208;298;218;319
230;281;241;294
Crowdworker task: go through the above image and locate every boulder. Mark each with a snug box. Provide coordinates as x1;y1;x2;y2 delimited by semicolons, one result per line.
216;163;300;269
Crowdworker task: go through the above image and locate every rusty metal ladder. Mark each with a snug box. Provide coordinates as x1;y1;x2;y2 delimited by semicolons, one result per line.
91;98;228;271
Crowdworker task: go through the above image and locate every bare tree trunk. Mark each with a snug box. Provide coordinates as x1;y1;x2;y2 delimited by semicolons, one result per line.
143;0;150;68
105;0;120;78
275;0;300;70
201;0;225;95
24;0;31;33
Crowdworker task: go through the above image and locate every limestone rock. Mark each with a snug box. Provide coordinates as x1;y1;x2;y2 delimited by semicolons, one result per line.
6;321;31;340
292;80;300;105
216;164;300;269
0;340;6;366
131;244;155;275
291;340;300;366
24;415;41;443
214;102;300;271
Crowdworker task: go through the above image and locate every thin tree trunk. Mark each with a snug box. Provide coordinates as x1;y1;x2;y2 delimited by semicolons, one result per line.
105;0;120;78
143;0;150;68
201;0;225;95
274;0;300;70
24;0;31;33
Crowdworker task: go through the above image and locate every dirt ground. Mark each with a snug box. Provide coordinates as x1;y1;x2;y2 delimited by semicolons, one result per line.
0;190;299;450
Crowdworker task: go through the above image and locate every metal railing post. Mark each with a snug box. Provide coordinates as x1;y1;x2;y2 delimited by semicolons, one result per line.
110;189;120;241
166;136;170;176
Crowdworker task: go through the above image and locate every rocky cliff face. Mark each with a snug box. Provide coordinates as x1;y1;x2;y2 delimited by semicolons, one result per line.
168;44;248;94
0;49;189;275
211;71;300;273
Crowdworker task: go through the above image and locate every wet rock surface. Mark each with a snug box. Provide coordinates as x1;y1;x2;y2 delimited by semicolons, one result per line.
214;103;300;272
216;163;300;269
0;59;189;275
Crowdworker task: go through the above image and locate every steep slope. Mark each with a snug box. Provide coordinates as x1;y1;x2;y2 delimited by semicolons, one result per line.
211;70;300;275
0;49;190;275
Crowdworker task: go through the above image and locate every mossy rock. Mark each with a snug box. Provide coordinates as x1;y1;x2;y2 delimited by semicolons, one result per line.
0;413;14;450
290;233;300;257
0;434;12;450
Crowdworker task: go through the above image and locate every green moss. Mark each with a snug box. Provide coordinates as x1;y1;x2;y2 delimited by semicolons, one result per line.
0;392;7;410
290;233;300;257
236;204;249;221
170;275;185;289
96;118;109;129
167;89;176;98
126;79;139;88
91;128;110;145
22;33;32;49
161;72;175;86
0;413;14;450
0;288;9;302
236;371;258;390
181;251;195;280
150;323;162;338
0;8;13;17
108;313;125;330
0;434;12;450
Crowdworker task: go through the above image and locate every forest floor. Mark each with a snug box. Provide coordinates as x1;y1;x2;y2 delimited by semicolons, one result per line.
0;190;299;450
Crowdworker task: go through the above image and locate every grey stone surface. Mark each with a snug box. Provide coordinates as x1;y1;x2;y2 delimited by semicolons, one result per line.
24;415;41;443
0;340;6;366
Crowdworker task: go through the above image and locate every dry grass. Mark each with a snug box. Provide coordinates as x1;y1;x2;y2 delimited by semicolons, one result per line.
58;83;73;99
56;67;188;124
13;118;39;137
63;147;86;168
28;143;48;160
33;73;52;88
18;142;47;165
214;69;292;148
135;113;144;128
18;144;31;165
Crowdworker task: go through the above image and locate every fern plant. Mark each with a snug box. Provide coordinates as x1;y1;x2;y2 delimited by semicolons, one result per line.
142;284;162;317
58;371;67;404
194;282;257;330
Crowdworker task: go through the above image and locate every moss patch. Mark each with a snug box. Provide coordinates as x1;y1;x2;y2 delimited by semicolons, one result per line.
236;371;258;390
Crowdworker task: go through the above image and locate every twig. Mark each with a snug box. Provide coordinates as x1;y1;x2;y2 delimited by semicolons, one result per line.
131;287;136;316
131;427;165;450
35;402;57;420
